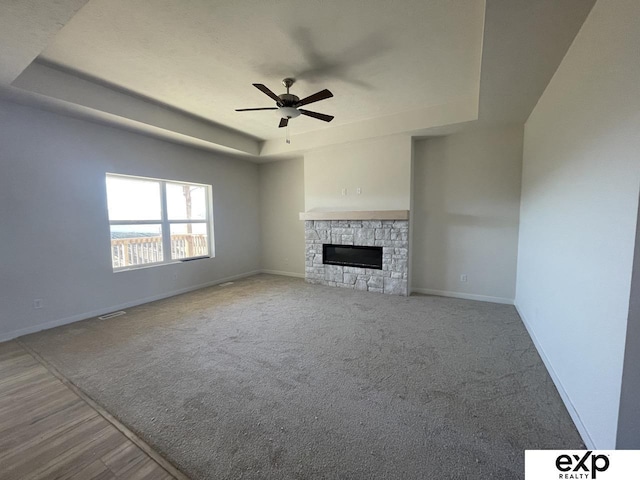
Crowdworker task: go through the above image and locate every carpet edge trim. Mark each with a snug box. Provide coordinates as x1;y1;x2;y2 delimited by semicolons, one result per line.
15;340;190;480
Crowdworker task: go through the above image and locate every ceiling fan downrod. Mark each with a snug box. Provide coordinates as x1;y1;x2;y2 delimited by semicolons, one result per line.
282;77;295;94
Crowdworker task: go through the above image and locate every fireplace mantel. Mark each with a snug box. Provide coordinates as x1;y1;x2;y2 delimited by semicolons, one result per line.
299;210;409;221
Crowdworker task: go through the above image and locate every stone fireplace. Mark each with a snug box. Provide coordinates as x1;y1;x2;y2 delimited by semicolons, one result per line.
301;211;409;296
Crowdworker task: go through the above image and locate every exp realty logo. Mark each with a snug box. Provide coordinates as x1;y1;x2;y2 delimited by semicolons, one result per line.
525;450;639;479
555;451;609;479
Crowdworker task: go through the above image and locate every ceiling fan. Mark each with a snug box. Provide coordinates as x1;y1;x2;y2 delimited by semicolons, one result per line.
235;78;334;128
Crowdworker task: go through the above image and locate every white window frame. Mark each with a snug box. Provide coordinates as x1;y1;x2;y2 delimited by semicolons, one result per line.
106;173;214;272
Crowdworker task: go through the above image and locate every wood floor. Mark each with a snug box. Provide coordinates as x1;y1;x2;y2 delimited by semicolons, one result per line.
0;341;184;480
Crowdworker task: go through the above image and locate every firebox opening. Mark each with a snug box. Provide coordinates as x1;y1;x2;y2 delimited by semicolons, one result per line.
323;244;383;269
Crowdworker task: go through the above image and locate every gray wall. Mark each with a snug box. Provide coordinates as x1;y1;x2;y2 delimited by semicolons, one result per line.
304;135;412;211
616;191;640;448
0;99;261;341
259;158;305;277
515;0;640;449
412;125;523;303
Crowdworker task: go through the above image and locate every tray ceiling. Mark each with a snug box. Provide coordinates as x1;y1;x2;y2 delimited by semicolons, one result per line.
35;0;485;140
1;0;596;158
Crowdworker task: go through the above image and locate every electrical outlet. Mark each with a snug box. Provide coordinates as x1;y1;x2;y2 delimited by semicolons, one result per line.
460;274;468;283
33;299;43;309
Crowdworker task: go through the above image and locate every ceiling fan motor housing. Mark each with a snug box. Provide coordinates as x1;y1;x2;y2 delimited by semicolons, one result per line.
279;93;300;106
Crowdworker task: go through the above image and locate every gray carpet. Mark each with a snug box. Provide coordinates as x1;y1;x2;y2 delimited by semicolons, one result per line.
21;274;583;479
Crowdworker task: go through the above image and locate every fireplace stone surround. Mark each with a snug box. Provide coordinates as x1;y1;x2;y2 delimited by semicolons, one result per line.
302;212;409;296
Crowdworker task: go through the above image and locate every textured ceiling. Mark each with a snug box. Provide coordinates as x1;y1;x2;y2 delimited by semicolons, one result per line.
2;0;596;158
37;0;485;140
478;0;596;124
0;0;89;84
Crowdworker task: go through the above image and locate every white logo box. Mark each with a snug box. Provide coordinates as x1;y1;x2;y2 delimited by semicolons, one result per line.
525;450;640;479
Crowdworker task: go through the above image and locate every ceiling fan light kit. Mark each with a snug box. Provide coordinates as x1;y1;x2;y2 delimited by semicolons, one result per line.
279;106;300;119
235;77;334;143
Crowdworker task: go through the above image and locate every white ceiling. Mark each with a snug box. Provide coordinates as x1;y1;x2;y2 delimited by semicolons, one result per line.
0;0;596;159
478;0;597;124
36;0;486;140
0;0;89;84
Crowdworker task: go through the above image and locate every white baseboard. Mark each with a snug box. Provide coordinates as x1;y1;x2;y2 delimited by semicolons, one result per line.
515;303;596;449
0;270;261;343
411;287;514;305
260;269;305;279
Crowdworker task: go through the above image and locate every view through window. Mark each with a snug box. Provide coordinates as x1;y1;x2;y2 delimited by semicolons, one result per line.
106;173;212;270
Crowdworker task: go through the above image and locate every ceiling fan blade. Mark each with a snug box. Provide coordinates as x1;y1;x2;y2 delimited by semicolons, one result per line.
299;109;334;122
279;117;289;128
253;83;282;105
296;89;333;107
235;107;279;111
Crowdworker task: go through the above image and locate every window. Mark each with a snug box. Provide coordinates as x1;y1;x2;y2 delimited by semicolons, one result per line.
106;173;213;270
